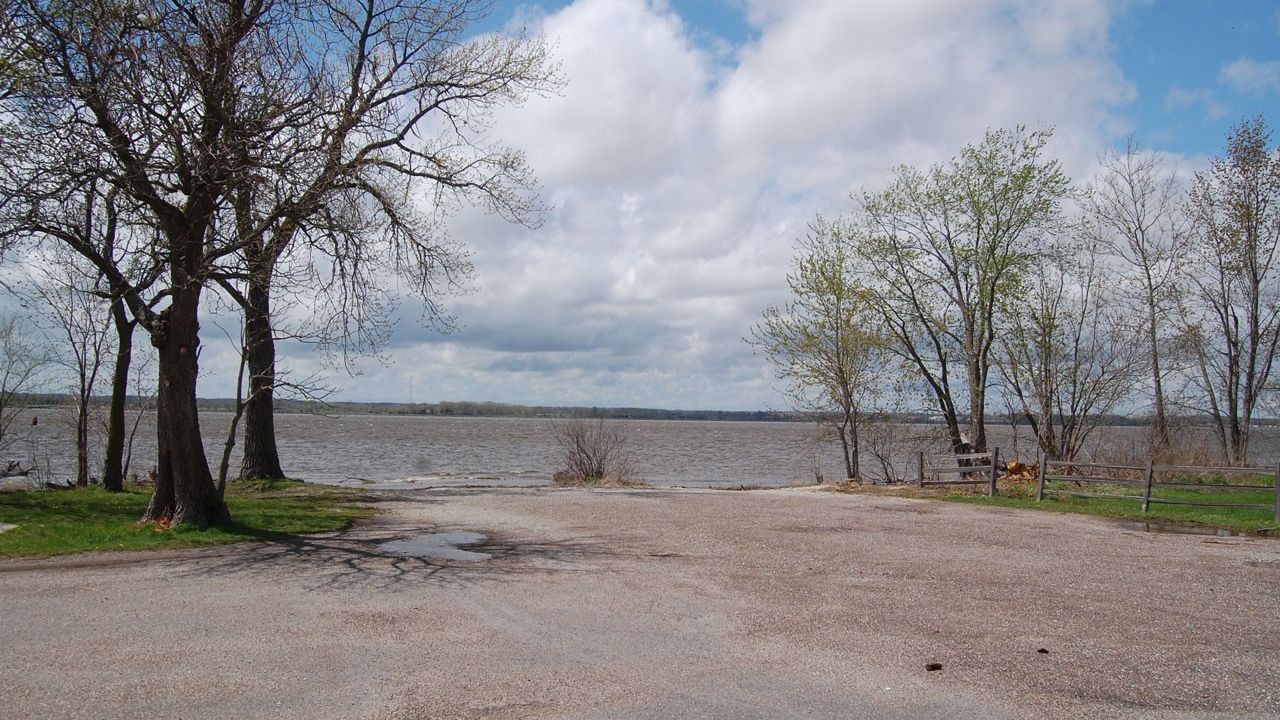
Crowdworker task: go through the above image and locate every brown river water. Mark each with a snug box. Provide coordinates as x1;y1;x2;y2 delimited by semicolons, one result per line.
8;409;1280;488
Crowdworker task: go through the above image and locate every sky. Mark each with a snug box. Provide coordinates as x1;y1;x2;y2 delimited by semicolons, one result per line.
200;0;1280;411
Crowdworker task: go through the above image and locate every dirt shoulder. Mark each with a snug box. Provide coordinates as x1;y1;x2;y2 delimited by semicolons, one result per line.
2;487;1277;719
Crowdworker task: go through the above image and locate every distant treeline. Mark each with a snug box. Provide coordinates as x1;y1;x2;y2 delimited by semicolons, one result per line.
11;392;1277;426
395;401;799;421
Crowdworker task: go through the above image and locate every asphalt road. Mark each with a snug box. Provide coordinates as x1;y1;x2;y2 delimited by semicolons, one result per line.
2;487;1277;719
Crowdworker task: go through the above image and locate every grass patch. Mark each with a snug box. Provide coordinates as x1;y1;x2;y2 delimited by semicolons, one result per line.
0;479;373;557
909;479;1278;534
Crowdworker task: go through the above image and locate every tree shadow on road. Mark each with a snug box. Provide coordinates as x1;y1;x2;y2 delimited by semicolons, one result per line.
169;521;630;593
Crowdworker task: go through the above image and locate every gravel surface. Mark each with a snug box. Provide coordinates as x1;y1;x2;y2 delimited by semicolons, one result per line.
2;487;1277;719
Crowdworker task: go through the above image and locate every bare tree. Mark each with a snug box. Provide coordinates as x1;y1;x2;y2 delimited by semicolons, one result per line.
862;415;943;484
112;342;157;486
851;127;1071;456
4;181;156;492
210;312;333;495
749;216;883;480
1;0;556;526
1;0;281;524
100;289;139;492
1086;140;1187;448
210;0;557;482
1182;116;1280;463
20;252;114;486
0;314;50;459
997;230;1142;461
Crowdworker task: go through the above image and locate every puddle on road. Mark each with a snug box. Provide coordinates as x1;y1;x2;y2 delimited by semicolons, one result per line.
379;532;492;561
1121;520;1248;538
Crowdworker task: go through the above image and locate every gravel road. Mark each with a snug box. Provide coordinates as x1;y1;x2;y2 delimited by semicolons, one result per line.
2;487;1277;719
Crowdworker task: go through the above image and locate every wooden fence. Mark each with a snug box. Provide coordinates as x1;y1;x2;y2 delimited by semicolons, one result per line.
916;450;1279;522
917;448;1001;497
1036;459;1280;523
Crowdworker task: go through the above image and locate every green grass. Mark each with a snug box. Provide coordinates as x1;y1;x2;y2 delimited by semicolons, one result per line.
0;480;373;557
929;479;1278;534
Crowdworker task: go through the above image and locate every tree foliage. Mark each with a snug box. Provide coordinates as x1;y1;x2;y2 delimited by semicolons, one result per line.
850;126;1071;455
749;217;882;480
1183;116;1280;463
997;231;1142;461
0;0;557;525
1085;140;1186;449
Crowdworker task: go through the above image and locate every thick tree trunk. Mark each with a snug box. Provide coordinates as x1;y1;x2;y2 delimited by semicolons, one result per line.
239;278;286;480
101;300;133;492
967;361;988;454
142;288;228;528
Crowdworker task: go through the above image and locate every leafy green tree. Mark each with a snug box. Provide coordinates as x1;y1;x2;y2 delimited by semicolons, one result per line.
750;217;883;480
850;127;1071;455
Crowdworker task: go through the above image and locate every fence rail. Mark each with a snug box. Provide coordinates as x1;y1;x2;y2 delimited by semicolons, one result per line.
917;448;1001;497
914;451;1280;522
1036;459;1280;523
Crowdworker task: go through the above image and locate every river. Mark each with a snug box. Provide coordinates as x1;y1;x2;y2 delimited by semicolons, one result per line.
7;408;1280;488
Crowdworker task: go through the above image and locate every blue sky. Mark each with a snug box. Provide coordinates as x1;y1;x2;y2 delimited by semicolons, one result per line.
484;0;1280;157
201;0;1280;410
1110;0;1280;155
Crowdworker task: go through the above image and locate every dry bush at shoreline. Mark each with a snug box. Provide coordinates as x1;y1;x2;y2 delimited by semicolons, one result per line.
553;419;644;487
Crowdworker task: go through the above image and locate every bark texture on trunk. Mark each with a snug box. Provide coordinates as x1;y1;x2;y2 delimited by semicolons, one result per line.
142;288;228;527
837;426;853;480
74;396;89;486
967;362;988;454
101;300;133;492
1147;294;1169;450
238;273;286;480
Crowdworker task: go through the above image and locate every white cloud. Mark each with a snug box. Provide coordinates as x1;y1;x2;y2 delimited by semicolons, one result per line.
1219;57;1280;95
1165;87;1228;122
265;0;1136;410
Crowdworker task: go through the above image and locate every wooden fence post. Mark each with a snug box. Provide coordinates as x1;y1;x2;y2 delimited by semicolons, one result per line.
1274;464;1279;525
988;446;1000;497
1142;460;1154;513
918;452;924;486
1036;455;1046;502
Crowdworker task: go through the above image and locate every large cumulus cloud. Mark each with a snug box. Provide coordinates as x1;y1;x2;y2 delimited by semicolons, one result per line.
241;0;1134;409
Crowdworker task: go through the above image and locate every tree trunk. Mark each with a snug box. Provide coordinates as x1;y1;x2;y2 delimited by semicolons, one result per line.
142;288;228;528
101;300;133;492
239;279;286;480
850;408;859;480
1146;293;1169;449
967;367;988;453
75;384;89;486
837;418;853;480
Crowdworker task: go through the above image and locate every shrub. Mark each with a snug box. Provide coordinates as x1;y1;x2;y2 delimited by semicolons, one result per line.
553;418;639;486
